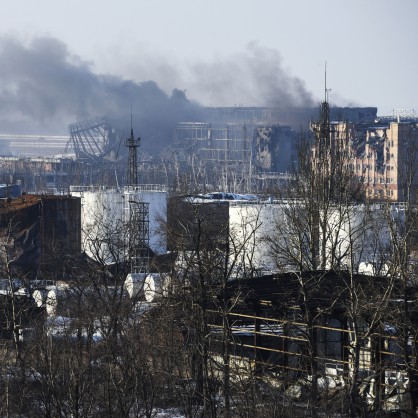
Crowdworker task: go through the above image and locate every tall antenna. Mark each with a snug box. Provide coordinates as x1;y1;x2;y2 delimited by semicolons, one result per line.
125;108;141;186
315;61;331;158
324;61;332;103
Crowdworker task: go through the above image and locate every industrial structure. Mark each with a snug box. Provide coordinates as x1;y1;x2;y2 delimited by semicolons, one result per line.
69;184;166;267
174;122;251;164
0;156;79;194
68;116;121;162
125;127;141;186
0;105;416;415
169;195;404;275
0;105;383;197
70;126;167;271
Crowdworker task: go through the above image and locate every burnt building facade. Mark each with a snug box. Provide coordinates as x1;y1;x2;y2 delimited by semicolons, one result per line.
253;125;296;173
352;121;418;201
0;194;81;280
311;118;418;202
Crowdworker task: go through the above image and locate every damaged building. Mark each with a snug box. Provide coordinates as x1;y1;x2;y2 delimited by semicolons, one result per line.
253;125;296;172
311;118;418;202
4;105;416;202
352;120;418;201
0;193;81;280
0;106;381;195
169;106;378;194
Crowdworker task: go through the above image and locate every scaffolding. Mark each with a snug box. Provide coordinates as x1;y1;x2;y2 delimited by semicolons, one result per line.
174;122;251;164
125;198;150;274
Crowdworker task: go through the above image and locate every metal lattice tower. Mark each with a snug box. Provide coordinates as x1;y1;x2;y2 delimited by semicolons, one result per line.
125;128;140;186
126;199;150;273
124;118;149;273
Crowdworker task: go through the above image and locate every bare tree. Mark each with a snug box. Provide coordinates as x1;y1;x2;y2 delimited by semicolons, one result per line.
381;134;418;416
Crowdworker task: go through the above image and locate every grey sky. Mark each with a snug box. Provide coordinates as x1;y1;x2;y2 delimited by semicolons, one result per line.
1;0;417;132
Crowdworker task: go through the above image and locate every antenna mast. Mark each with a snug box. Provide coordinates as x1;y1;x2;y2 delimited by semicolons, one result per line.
125;109;140;186
320;62;330;149
325;61;327;102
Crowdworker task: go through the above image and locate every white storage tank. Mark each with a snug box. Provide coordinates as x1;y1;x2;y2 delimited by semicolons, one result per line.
70;186;167;265
32;289;48;308
144;273;163;302
161;274;180;297
45;287;63;317
45;284;75;317
31;282;56;308
124;273;147;299
229;202;284;271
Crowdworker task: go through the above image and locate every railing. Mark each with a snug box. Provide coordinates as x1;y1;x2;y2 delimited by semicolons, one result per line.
124;184;167;192
70;184;168;193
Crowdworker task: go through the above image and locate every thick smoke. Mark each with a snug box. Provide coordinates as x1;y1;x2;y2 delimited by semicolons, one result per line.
186;42;315;108
0;36;315;149
0;36;202;142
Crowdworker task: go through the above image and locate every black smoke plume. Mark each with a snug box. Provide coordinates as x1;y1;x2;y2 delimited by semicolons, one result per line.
0;36;202;144
0;36;315;151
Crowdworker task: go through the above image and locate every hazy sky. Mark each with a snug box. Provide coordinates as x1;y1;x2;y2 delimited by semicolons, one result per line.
0;0;417;133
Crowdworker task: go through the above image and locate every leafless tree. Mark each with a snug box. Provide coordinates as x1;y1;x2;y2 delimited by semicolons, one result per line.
381;136;418;416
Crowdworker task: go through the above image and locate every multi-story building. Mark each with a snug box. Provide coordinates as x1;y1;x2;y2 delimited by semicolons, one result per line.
312;114;418;203
352;121;418;201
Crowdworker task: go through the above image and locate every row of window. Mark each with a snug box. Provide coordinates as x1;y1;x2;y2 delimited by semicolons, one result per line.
368;189;394;197
359;176;394;184
356;164;395;172
364;151;395;160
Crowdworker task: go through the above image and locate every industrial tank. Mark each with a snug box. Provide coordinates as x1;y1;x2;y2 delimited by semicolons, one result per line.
161;274;179;297
124;273;147;299
45;284;77;317
45;287;63;317
228;201;285;271
31;281;56;308
70;186;167;264
144;274;163;302
32;289;48;308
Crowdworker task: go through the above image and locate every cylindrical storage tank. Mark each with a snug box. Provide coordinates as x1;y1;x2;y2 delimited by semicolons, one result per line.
144;274;163;302
358;262;372;275
161;274;178;298
45;286;74;317
45;288;61;317
124;273;147;299
32;289;48;308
